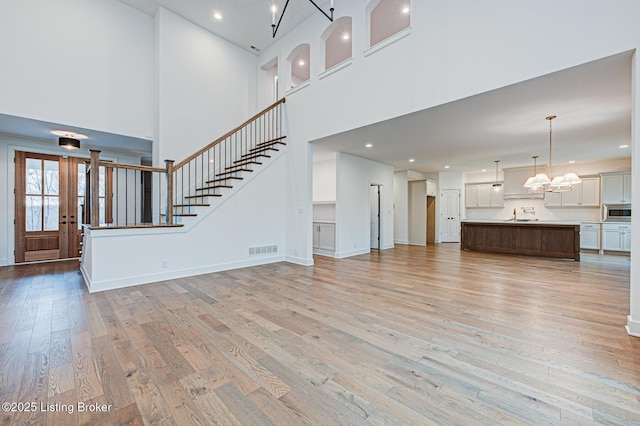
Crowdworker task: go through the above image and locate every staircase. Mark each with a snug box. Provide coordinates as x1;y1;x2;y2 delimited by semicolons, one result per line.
169;137;287;221
165;99;287;224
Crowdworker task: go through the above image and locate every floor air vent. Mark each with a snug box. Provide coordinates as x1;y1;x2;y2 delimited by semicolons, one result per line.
249;245;278;256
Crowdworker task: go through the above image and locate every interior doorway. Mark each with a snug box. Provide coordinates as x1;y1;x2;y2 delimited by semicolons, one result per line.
426;196;436;245
440;189;461;243
370;184;381;249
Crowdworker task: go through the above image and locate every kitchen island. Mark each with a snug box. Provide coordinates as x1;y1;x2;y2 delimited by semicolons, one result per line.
461;220;580;261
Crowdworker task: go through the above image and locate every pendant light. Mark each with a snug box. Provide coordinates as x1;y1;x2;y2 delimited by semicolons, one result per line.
523;115;581;193
545;115;581;192
492;160;502;192
523;155;546;193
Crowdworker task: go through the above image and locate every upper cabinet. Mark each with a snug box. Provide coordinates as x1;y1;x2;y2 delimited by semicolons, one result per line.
466;183;503;208
545;176;600;207
426;179;438;197
601;172;632;204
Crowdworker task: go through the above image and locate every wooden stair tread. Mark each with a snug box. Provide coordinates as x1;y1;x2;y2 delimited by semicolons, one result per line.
238;153;271;161
227;160;262;168
173;203;210;207
216;169;253;177
161;213;198;217
254;135;287;148
196;185;233;191
249;143;285;153
184;194;223;199
206;176;244;184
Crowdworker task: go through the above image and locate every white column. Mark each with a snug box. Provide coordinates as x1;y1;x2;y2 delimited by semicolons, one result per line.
628;50;640;337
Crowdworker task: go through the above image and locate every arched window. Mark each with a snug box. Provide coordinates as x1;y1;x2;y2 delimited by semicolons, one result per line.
322;17;352;70
369;0;410;47
287;44;310;88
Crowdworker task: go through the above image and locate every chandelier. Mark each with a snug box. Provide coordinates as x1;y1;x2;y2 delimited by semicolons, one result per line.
271;0;335;38
523;115;581;193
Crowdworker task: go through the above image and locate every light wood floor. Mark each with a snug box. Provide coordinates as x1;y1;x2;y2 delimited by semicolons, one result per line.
0;244;638;425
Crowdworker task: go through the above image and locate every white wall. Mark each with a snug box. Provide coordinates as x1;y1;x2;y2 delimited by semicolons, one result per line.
256;0;640;267
393;171;409;244
629;51;640;337
0;136;142;266
336;153;394;257
408;180;426;246
0;0;154;140
313;155;337;201
155;8;257;165
82;154;286;291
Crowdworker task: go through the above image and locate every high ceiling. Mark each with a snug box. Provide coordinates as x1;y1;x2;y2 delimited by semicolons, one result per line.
117;0;331;54
312;51;633;173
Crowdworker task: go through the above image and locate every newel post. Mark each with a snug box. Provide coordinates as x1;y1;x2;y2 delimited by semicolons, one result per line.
165;160;174;225
89;149;101;227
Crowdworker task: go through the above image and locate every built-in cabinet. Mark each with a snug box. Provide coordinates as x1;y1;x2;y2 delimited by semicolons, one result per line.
426;179;438;196
602;223;631;252
465;183;504;208
580;222;601;250
544;177;600;207
601;172;632;204
313;222;335;252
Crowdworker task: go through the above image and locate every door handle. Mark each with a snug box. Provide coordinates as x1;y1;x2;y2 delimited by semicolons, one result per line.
60;221;67;225
70;221;77;224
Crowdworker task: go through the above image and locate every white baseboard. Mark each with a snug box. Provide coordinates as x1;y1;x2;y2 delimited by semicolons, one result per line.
626;315;640;337
394;240;409;245
334;248;370;259
83;256;285;293
382;243;394;250
285;255;314;266
312;248;335;257
0;258;8;267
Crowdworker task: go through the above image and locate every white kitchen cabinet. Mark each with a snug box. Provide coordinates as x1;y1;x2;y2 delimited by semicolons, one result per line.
313;222;335;252
601;223;631;252
465;183;503;208
426;179;438;196
601;172;632;204
580;177;600;206
580;223;600;250
544;177;600;207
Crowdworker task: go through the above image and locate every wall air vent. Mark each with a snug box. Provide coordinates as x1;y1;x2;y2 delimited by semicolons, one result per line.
249;245;278;256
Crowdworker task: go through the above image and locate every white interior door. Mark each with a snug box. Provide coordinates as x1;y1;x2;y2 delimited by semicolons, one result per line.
370;185;380;249
440;189;461;243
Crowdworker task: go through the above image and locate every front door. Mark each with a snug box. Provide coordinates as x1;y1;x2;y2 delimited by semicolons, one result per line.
15;152;84;262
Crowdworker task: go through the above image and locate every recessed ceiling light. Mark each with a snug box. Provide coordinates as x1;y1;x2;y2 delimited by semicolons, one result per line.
568;160;576;164
213;12;222;20
51;130;88;140
481;169;487;172
342;33;350;40
619;144;629;148
298;60;305;66
409;158;415;163
444;165;450;169
402;7;410;14
365;143;373;148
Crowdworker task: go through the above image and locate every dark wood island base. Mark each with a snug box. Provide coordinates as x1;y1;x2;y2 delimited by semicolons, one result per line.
461;221;580;261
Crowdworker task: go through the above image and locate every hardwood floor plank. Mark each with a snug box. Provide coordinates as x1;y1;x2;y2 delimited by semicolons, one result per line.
91;335;133;410
0;246;635;425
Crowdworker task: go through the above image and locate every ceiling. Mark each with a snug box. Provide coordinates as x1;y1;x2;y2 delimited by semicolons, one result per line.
117;0;332;54
0;114;152;158
312;51;633;173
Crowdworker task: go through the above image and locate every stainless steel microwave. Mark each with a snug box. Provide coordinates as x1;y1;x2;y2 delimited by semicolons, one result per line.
604;204;631;222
